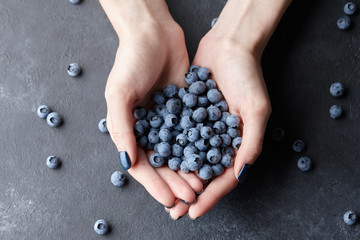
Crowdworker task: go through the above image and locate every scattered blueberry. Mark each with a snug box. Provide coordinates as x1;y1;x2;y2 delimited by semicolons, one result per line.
344;2;357;15
46;112;62;128
292;139;305;153
181;107;193;117
37;105;50;119
271;127;285;141
46;156;61;169
156;104;169;118
98;118;108;133
137;135;148;147
67;63;81;77
330;82;345;97
183;145;198;157
343;210;357;225
337;16;351;30
220;134;231;147
164;114;179;127
211;17;218;28
330;105;342;119
222;147;235;157
200;126;213;139
111;171;126;187
69;0;82;4
297;156;312;171
94;219;109;235
195;138;209;151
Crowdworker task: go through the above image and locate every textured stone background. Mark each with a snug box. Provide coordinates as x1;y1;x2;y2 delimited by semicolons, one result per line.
1;0;360;239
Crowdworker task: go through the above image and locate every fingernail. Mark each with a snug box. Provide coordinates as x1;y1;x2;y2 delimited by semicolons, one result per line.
164;207;170;213
169;214;182;221
118;151;131;171
164;202;175;209
181;198;196;205
195;188;204;195
186;213;197;221
237;163;252;183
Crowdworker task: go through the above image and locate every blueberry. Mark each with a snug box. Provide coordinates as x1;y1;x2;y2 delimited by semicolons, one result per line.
199;151;207;162
178;87;188;100
134;121;144;137
220;154;234;167
181;107;194;117
186;154;203;171
98;118;108;133
226;115;240;128
198;164;213;180
180;116;195;130
149;153;165;167
166;98;182;114
160;123;170;130
134;107;147;120
176;133;188;146
185;72;199;85
271;127;285;141
94;219;109;235
110;171;126;187
207;89;222;103
232;137;242;149
150;115;163;128
172;144;184;157
337;16;351;30
180;160;190;173
197;67;211;81
154;91;166;105
292;139;305;153
329;105;342;119
155;105;169;118
187;128;200;142
46;112;62;127
192;107;208;123
159;128;172;142
184;145;198;157
222;147;235;157
196;123;204;130
137;119;150;132
69;0;82;4
220;111;230;123
210;135;222;147
67;63;81;77
171;131;180;142
207;105;222;121
343;210;357;225
173;123;183;132
164;84;178;98
213;121;227;134
212;164;224;176
46;156;61;169
37;105;50;119
207;147;222;164
148;130;160;144
297;156;311;171
200;126;214;139
157;142;171;157
198;95;210;107
183;93;198;108
137;135;148;147
154;143;160;153
204;120;214;128
164;114;178;127
330;82;344;97
344;2;357;15
205;79;216;90
168;157;182;171
189;81;206;95
215;100;229;112
220;134;231;147
195;138;210;151
189;65;200;73
146;110;157;121
146;141;155;151
211;17;218;28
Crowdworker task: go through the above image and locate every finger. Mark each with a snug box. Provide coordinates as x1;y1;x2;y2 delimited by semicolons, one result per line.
233;114;269;182
105;89;137;171
155;167;196;205
188;167;238;219
127;148;176;208
167;199;190;220
177;170;204;194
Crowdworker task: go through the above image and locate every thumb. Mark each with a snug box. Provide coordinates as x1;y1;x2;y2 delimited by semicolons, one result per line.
233;116;268;183
106;91;137;171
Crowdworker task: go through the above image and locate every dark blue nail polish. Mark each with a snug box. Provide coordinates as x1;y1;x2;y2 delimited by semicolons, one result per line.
195;188;204;195
164;202;175;209
181;198;196;205
237;164;252;183
118;151;131;171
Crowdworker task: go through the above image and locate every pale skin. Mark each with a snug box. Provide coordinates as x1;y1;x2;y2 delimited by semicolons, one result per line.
99;0;292;219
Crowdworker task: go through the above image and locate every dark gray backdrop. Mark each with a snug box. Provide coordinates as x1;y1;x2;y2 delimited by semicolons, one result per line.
0;0;359;239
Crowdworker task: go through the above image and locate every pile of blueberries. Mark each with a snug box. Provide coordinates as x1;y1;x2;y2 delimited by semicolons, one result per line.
133;65;242;181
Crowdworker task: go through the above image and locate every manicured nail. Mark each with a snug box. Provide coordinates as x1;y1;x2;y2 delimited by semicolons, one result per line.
169;214;182;221
237;163;252;183
181;198;196;205
186;213;197;221
118;151;131;171
195;188;204;195
164;202;175;209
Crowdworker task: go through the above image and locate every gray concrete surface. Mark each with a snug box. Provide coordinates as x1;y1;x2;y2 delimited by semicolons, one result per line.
1;0;360;239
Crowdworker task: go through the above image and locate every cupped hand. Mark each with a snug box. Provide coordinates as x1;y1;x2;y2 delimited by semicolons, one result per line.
168;33;272;220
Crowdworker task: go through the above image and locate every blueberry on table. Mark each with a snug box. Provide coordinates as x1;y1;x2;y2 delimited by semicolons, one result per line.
271;127;285;141
232;137;242;149
46;156;61;169
67;63;81;77
211;17;218;28
164;83;178;98
207;147;222;164
292;139;306;153
337;16;351;30
297;156;311;171
37;105;50;119
69;0;82;4
46;112;62;128
329;105;342;119
154;91;166;105
94;219;110;235
344;2;357;15
98;118;108;133
111;171;126;187
185;72;199;85
343;210;357;225
330;82;344;97
189;81;207;95
189;65;200;73
198;164;213;180
168;157;182;171
149;153;165;167
197;67;211;81
211;164;224;176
